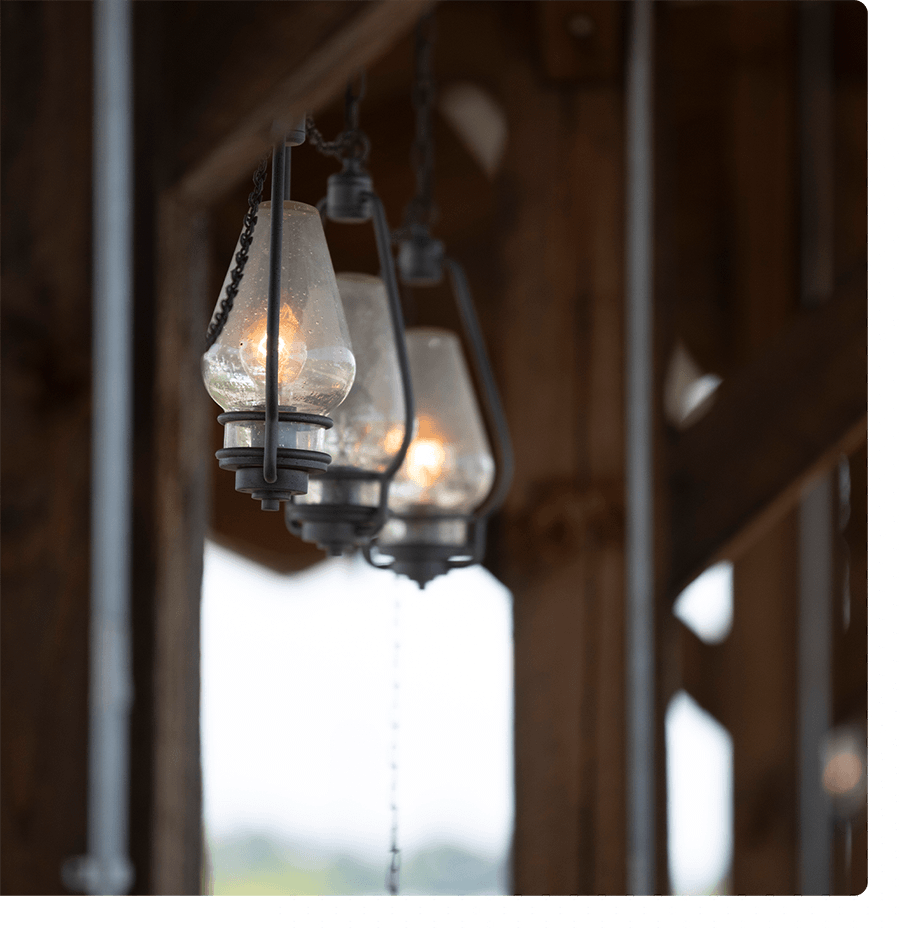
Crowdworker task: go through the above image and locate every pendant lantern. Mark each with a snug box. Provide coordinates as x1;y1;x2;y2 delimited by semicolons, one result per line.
202;126;355;511
284;80;415;554
363;15;514;587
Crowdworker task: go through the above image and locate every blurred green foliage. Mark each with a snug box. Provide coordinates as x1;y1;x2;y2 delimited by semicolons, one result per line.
208;833;507;896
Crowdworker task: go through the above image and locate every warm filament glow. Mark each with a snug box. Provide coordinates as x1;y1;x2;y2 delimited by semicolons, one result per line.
383;425;406;457
239;304;307;386
407;438;446;488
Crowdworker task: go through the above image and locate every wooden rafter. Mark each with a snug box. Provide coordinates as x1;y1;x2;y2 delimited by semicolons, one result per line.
668;268;867;595
163;0;434;205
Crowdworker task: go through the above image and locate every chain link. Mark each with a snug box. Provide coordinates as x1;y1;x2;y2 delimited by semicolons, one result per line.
386;574;402;895
305;73;372;165
397;12;439;239
204;156;268;352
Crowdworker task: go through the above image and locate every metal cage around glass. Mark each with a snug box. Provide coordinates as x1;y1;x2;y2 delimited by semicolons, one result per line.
283;145;415;554
364;255;513;588
202;142;355;510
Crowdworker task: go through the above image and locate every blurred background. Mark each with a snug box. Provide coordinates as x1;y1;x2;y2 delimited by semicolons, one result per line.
200;545;735;895
2;0;868;897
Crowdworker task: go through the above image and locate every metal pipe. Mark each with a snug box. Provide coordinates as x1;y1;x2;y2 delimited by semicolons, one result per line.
282;114;307;199
624;0;655;896
798;477;833;894
263;140;286;486
284;145;292;202
62;0;135;896
797;0;835;895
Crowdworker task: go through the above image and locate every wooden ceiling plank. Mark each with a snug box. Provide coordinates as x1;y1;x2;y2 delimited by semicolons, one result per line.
167;0;435;206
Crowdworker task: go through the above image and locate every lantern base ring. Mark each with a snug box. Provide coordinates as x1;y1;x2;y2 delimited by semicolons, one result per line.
289;508;381;557
367;542;476;589
215;411;333;511
285;470;385;555
365;514;482;589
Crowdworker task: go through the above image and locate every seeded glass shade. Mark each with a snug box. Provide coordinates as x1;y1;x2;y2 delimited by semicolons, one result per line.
389;327;495;514
323;272;406;471
202;201;356;416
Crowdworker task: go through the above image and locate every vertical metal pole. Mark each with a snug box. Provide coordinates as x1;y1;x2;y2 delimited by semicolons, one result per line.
445;257;515;519
284;146;292;202
625;0;655;896
64;0;135;896
369;194;416;481
263;141;286;488
282;114;307;201
798;0;834;896
798;477;833;894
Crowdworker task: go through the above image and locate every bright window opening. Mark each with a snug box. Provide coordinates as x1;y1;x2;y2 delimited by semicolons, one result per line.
666;691;734;895
673;561;734;644
201;540;514;895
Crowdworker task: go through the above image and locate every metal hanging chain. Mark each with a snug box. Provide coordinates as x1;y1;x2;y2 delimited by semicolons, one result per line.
396;12;438;239
306;73;372;165
385;573;402;895
204;156;268;352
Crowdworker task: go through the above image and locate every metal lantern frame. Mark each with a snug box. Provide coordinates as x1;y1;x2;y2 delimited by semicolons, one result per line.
362;244;514;588
360;13;514;588
207;123;342;511
284;83;416;555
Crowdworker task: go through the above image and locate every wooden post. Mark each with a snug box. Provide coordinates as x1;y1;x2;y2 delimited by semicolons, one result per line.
0;0;94;894
479;1;630;894
722;2;801;895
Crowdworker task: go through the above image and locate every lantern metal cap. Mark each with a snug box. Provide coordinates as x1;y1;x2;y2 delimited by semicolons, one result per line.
325;159;374;223
397;225;445;285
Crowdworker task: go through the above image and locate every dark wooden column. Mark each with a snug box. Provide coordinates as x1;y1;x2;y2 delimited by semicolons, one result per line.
656;0;804;894
725;3;802;894
475;1;631;894
829;0;867;895
1;0;94;894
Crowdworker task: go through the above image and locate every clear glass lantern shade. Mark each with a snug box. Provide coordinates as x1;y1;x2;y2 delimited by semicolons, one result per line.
202;201;356;415
388;327;495;514
323;272;406;471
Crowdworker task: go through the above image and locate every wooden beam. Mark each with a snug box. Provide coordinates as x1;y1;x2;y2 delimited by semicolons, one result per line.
0;0;93;893
729;514;800;894
147;193;211;895
668;269;866;595
673;621;728;728
163;0;433;206
465;0;630;894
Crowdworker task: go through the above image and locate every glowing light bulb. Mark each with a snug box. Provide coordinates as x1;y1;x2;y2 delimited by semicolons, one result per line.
382;425;406;457
407;437;446;488
387;329;494;514
202;201;355;416
238;303;308;388
320;273;406;470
